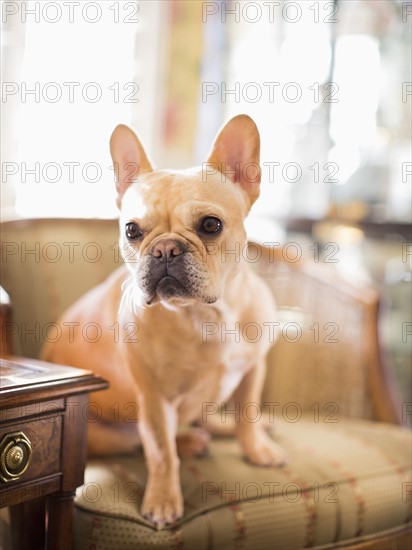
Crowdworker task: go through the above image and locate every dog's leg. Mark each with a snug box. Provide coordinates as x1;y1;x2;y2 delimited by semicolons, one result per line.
138;396;183;529
233;359;287;466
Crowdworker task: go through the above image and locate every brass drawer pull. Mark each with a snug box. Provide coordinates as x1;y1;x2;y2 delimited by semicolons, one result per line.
0;431;32;482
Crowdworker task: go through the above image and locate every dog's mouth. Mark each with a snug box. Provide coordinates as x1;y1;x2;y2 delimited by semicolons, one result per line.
142;257;195;305
140;255;216;306
152;276;188;301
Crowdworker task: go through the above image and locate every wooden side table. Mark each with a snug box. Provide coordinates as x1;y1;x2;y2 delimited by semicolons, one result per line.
0;356;109;550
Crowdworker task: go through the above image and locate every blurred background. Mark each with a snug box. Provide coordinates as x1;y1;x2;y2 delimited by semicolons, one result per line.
1;0;411;404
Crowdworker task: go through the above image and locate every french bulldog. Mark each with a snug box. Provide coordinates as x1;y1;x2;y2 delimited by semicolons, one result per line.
43;114;286;529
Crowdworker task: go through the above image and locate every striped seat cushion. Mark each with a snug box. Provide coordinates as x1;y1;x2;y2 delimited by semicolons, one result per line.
73;417;411;549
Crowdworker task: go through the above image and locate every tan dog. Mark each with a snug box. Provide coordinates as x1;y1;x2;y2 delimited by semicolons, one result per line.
43;114;286;529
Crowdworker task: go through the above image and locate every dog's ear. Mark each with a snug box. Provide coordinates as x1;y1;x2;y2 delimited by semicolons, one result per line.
110;124;153;198
206;114;261;206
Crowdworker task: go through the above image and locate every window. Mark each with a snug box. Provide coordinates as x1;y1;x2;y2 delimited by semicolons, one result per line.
2;0;411;224
2;0;164;218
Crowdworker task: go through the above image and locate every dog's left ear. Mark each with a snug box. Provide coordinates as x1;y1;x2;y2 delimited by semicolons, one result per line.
206;114;261;206
110;124;153;199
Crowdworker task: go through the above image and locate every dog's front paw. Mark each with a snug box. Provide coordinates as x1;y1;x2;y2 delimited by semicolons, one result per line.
241;431;287;467
141;488;183;530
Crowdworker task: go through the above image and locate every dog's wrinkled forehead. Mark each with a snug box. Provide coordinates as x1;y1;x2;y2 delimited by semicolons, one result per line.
120;168;249;223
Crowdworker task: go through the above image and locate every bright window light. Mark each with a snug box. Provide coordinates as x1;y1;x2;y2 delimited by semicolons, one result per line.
13;1;139;218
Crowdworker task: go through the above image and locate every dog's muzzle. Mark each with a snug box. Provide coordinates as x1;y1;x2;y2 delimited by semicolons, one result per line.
142;239;193;303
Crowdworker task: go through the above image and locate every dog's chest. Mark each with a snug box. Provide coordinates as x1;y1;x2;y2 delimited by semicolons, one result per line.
218;354;251;401
185;315;256;401
133;302;267;419
175;343;254;425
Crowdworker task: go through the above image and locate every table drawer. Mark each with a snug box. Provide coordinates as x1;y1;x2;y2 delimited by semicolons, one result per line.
0;415;62;484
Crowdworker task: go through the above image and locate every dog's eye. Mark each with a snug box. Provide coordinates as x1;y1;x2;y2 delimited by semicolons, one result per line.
199;216;223;235
125;222;143;241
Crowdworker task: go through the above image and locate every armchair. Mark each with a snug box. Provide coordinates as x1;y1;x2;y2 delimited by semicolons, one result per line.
1;218;411;549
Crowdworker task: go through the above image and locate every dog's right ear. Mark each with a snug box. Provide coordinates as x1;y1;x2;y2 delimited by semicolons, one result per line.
110;124;153;198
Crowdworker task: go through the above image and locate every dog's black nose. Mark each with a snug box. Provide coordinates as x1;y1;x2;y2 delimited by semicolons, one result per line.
150;239;185;260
